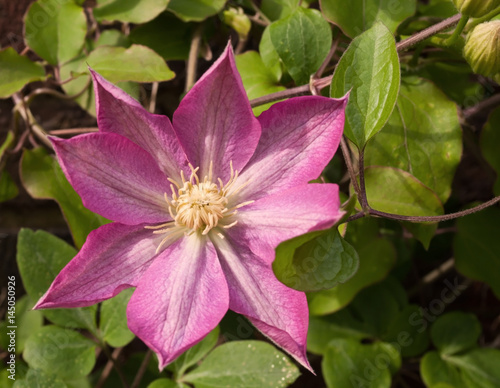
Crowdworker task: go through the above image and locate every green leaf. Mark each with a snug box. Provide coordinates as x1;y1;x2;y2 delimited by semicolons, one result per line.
167;0;227;22
147;379;182;388
13;369;67;388
259;26;282;80
8;296;43;353
448;348;500;388
322;338;401;388
363;166;443;217
273;228;359;292
454;206;500;299
25;0;87;65
21;147;109;248
94;30;131;49
130;12;193;61
364;77;462;203
59;55;140;117
23;326;96;380
481;106;500;196
331;22;400;149
169;326;219;378
235;51;286;116
183;341;300;387
99;289;135;347
269;8;332;85
16;229;97;331
93;0;169;23
261;0;299;21
0;171;18;202
431;312;481;356
86;44;175;83
320;0;416;38
421;351;466;388
308;238;396;315
0;48;45;98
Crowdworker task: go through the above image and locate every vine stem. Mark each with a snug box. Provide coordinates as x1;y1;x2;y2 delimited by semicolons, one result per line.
443;14;469;46
250;14;463;108
12;93;53;149
368;195;500;222
340;137;361;197
185;24;203;93
96;346;128;388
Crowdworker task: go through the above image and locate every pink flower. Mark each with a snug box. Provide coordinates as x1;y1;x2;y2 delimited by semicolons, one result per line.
34;45;347;370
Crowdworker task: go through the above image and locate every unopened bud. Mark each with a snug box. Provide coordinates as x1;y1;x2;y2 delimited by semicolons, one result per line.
464;21;500;76
452;0;498;18
223;8;251;40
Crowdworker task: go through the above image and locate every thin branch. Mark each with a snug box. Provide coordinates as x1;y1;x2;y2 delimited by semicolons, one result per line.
149;82;159;113
314;36;340;79
96;347;128;388
357;150;369;210
340;137;361;197
396;14;462;52
408;258;455;297
12;93;53;149
49;128;98;136
463;93;500;121
249;0;270;25
369;195;500;223
185;24;204;93
130;350;152;388
343;211;366;223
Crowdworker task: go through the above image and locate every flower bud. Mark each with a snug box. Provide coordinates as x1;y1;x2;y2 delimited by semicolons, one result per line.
464;21;500;76
452;0;498;18
222;8;251;40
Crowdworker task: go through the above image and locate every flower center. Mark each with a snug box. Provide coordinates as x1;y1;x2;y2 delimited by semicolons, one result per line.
146;162;253;252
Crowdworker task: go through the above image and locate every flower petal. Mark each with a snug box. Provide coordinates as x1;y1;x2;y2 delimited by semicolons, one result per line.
213;234;311;371
228;184;343;262
238;96;347;201
91;69;189;179
51;133;171;224
172;44;261;181
127;234;229;369
34;223;164;309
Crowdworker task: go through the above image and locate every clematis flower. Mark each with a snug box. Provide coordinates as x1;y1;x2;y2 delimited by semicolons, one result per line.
34;44;347;371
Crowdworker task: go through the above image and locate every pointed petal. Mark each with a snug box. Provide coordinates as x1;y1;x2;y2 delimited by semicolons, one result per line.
214;235;311;371
172;44;261;181
91;69;189;179
228;184;343;262
127;234;229;369
51;133;170;224
238;96;347;201
34;223;165;309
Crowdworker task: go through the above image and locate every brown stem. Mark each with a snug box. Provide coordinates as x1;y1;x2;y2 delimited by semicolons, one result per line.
130;350;152;388
408;258;455;297
314;36;340;79
96;347;128;388
49;128;98;136
357;149;369;210
149;82;159;113
185;25;204;93
340;137;361;198
463;93;500;121
12;93;53;149
368;195;500;223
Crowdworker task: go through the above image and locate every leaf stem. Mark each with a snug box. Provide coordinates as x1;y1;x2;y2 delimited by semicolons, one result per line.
465;6;500;31
357;149;369;211
12;93;53;149
340;136;361;198
96;346;128;388
443;14;469;46
185;24;203;93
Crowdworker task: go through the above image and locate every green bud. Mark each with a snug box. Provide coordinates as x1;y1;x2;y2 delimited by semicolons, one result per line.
464;21;500;76
222;8;251;40
452;0;498;18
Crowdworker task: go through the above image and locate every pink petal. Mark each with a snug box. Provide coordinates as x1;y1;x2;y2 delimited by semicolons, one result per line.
51;133;171;225
127;234;229;369
238;96;347;201
172;44;261;182
91;69;189;180
228;184;343;262
213;234;312;371
34;223;164;309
